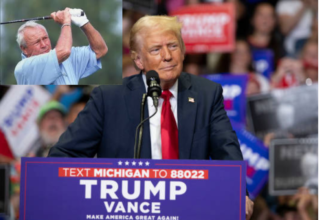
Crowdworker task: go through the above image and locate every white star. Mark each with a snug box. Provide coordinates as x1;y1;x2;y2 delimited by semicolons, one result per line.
132;161;136;166
118;161;122;165
139;161;143;166
145;161;150;166
125;161;129;165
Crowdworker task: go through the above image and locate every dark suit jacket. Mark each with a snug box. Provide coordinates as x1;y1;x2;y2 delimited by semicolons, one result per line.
48;72;243;161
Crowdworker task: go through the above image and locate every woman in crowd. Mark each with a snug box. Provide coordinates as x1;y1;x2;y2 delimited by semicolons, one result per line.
271;40;318;88
248;2;284;64
216;39;270;96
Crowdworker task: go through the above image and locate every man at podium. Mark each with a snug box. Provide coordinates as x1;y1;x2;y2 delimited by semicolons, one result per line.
48;15;254;219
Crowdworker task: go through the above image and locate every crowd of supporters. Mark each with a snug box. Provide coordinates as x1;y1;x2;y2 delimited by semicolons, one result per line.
123;0;318;94
123;0;318;220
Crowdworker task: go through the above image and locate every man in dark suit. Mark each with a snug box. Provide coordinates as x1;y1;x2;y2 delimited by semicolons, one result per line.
49;15;253;218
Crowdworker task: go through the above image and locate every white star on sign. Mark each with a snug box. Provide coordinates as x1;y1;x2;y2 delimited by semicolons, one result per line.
139;161;143;166
132;161;136;166
118;161;122;165
145;161;150;166
125;161;129;165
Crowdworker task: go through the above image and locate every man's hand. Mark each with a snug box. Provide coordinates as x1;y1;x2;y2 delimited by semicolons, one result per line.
69;8;89;27
51;8;72;63
51;8;71;25
291;187;318;220
246;196;254;220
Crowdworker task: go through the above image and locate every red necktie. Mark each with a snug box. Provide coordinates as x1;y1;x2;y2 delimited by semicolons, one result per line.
161;90;179;159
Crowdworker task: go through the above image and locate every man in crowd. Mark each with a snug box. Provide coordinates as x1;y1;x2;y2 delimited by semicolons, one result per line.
49;15;253;218
15;8;108;85
36;101;67;157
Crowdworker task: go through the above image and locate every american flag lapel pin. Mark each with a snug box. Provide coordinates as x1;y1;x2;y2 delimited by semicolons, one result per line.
188;97;195;103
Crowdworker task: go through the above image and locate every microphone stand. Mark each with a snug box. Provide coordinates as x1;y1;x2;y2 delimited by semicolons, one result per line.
134;93;147;159
133;98;158;159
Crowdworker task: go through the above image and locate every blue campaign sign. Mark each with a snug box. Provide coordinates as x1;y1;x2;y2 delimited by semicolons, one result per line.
252;49;274;80
203;74;248;126
20;157;246;220
233;125;269;199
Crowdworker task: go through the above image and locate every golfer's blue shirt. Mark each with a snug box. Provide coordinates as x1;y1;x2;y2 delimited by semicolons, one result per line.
14;45;102;85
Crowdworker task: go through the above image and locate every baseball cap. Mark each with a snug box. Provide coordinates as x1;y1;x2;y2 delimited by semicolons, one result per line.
37;101;67;123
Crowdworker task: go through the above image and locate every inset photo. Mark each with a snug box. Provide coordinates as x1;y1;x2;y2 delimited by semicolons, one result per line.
0;0;122;85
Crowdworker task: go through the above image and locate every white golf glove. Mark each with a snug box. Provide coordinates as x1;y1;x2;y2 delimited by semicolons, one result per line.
69;8;89;27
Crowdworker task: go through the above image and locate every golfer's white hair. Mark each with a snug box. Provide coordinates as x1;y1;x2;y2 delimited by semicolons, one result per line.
16;21;48;48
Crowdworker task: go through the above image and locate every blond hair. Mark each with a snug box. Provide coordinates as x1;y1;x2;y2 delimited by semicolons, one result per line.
130;15;185;60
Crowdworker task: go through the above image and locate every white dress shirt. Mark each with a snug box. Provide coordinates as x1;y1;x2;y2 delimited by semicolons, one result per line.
142;74;178;159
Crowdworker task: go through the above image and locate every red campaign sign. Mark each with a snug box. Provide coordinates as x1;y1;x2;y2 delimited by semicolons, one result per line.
170;3;235;53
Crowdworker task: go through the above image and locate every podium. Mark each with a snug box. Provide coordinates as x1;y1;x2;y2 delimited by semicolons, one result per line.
20;157;246;220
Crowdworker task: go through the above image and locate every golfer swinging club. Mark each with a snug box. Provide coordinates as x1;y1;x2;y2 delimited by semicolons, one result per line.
14;8;108;85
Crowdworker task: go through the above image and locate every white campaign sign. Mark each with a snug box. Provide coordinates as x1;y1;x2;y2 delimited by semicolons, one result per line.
0;86;50;157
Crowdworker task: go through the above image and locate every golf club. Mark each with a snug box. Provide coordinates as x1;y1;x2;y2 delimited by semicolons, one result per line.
0;11;84;25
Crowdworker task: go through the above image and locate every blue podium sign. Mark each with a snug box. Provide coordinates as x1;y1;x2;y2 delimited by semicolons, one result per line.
20;157;246;220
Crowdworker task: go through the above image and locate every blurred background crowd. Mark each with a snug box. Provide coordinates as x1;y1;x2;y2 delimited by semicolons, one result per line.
0;0;318;219
123;0;318;90
123;0;319;219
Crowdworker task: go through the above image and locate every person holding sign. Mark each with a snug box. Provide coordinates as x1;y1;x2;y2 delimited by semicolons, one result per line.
49;15;253;219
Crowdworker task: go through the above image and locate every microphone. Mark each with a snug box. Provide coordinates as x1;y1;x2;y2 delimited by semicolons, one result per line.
133;71;161;159
146;70;161;108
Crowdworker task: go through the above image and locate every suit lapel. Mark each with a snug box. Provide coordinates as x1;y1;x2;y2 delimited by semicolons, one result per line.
177;73;197;159
124;73;152;158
